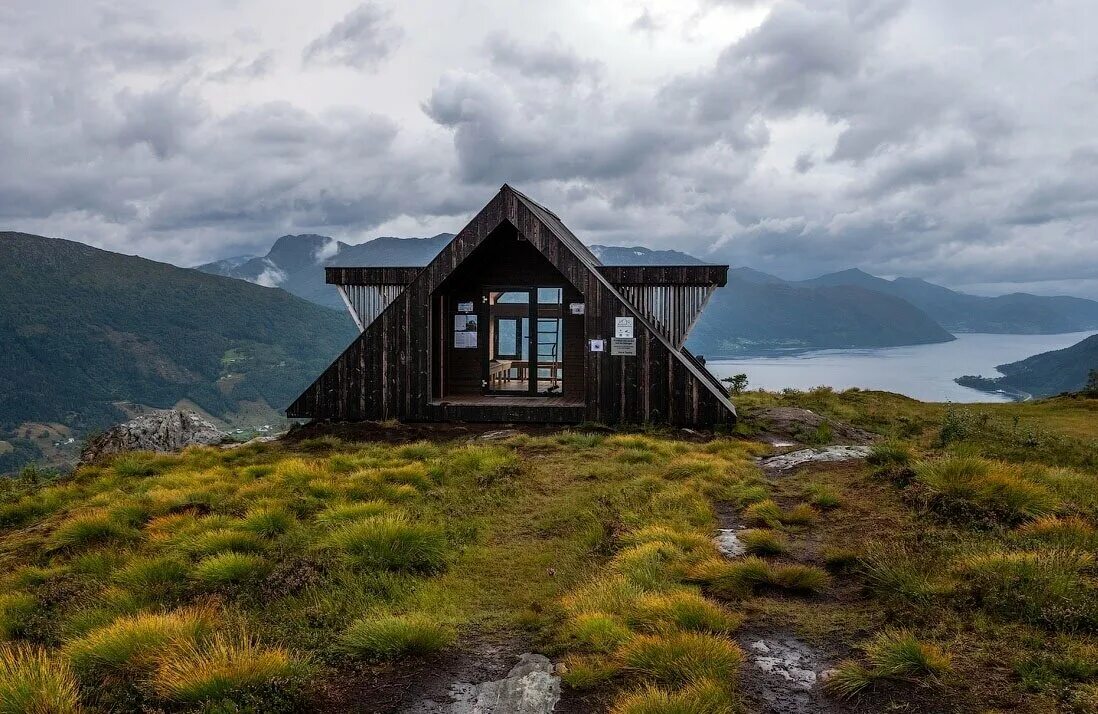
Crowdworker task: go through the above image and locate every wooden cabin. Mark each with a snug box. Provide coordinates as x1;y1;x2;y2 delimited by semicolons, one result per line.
287;185;736;427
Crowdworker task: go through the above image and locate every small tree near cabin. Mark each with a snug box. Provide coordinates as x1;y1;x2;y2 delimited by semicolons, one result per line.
723;373;749;396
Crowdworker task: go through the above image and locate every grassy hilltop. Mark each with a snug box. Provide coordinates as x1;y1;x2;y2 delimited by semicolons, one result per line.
0;390;1095;712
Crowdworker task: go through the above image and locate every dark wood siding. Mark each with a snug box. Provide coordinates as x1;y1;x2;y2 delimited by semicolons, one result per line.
287;186;735;427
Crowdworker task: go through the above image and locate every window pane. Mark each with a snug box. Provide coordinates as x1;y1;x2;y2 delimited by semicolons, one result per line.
538;288;562;304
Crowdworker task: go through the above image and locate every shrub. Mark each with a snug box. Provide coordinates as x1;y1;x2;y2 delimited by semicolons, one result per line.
192;553;270;587
0;594;36;640
341;614;454;660
738;529;788;556
568;613;632;652
621;632;743;687
65;609;211;676
631;591;742;635
153;632;306;705
325;516;447;573
610;678;735;714
0;644;82;714
959;549;1098;631
48;513;140;551
239;507;295;538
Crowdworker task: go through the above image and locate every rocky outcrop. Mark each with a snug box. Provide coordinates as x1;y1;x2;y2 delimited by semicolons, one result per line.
748;407;877;446
404;653;561;714
80;410;225;463
759;445;873;471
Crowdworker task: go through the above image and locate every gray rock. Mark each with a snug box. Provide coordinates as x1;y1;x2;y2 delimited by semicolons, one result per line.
80;410;225;464
739;635;840;713
404;654;561;714
759;445;872;471
748;407;877;446
472;429;523;442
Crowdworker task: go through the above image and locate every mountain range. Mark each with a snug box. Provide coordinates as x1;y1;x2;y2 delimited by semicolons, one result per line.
0;232;356;473
198;234;1098;356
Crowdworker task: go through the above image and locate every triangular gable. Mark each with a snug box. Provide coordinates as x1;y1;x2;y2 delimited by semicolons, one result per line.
289;184;735;420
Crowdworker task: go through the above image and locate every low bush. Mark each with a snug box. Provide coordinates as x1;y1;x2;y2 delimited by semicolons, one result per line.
324;516;447;574
827;629;951;698
341;614;454;660
0;644;82;714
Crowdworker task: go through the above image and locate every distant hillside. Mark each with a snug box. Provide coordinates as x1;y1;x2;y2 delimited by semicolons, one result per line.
0;232;357;472
956;333;1098;398
688;276;955;357
801;268;1098;334
590;245;704;265
197;233;455;310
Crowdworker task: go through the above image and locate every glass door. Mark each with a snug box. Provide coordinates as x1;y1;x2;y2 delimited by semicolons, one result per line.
484;287;565;396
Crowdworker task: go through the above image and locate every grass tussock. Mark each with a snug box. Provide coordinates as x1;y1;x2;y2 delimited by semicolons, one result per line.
610;678;736;714
65;609;212;677
341;614;454;660
0;644;83;714
914;456;1059;524
0;593;36;640
324;515;447;573
621;632;743;687
192;552;270;587
738;529;788;555
742;499;818;528
827;629;951;698
48;512;140;551
689;557;829;598
152;632;307;706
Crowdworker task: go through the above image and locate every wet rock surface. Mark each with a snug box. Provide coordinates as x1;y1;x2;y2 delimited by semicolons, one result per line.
715;528;746;558
739;633;841;714
759;445;873;471
403;653;561;714
80;409;225;463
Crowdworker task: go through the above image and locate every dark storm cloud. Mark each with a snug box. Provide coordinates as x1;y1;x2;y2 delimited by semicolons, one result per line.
303;2;403;70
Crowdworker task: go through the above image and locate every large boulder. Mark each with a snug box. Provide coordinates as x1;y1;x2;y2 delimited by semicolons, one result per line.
747;406;877;446
80;410;225;464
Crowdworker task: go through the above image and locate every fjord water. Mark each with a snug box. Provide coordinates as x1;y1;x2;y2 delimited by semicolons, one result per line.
707;331;1098;403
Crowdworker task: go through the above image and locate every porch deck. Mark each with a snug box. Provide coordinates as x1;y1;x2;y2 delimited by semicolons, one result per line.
425;394;585;423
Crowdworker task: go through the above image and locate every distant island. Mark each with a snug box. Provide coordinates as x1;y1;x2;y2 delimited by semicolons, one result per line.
957;333;1098;398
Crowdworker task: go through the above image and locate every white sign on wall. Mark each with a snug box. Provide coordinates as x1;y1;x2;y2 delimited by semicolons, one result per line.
611;338;637;356
615;316;634;338
589;339;605;352
569;303;585;315
457;301;474;313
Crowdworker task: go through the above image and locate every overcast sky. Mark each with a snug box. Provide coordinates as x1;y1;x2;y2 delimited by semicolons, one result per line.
3;0;1097;296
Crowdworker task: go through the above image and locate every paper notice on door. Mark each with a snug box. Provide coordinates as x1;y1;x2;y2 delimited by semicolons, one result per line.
454;331;478;349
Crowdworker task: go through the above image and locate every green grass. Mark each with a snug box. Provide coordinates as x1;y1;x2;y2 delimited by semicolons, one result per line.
915;456;1060;524
341;613;454;660
153;632;307;706
65;609;212;676
620;631;743;687
192;552;271;587
47;512;140;551
0;593;36;640
827;629;951;698
738;529;788;555
324;515;447;573
609;678;736;713
0;644;82;714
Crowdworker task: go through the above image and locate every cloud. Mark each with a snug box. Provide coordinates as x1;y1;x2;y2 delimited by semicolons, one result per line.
255;260;288;287
303;2;403;70
2;0;1097;298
